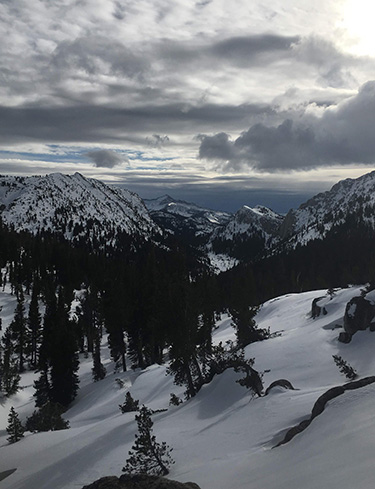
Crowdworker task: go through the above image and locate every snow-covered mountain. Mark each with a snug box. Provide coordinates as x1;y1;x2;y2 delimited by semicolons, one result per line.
0;173;160;247
279;170;375;248
144;195;231;242
208;205;283;263
2;283;375;489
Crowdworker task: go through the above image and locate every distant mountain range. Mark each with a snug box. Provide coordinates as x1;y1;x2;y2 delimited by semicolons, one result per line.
1;170;375;270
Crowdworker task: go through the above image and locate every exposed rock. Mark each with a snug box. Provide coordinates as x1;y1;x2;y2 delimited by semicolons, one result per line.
311;297;327;319
264;379;296;396
338;331;352;344
343;296;375;336
82;475;201;489
274;376;375;448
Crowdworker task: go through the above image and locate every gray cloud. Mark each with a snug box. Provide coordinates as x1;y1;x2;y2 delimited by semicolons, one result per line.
0;102;272;145
199;81;375;171
86;150;127;168
146;134;170;147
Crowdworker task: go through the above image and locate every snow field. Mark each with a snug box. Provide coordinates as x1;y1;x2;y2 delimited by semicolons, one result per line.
1;284;375;488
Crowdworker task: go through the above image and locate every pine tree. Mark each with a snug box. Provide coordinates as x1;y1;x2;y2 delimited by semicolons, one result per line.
49;288;80;406
6;406;24;443
10;285;28;372
332;355;358;380
27;282;42;369
0;327;21;396
229;305;265;349
92;334;106;381
122;406;174;476
119;392;139;413
25;401;69;432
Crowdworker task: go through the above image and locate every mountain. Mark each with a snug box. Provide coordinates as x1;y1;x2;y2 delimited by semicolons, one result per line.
0;172;160;247
279;170;375;249
144;195;231;244
209;205;283;261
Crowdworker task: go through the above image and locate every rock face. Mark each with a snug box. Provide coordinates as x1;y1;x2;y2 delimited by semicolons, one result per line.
311;297;327;319
343;295;375;337
82;475;202;489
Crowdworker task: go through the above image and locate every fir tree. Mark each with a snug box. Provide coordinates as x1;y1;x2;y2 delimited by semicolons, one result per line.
122;406;174;476
49;288;80;406
25;401;69;432
6;406;24;443
92;334;106;381
0;327;21;396
332;355;358;380
27;282;42;369
229;305;266;349
10;285;28;372
119;391;140;413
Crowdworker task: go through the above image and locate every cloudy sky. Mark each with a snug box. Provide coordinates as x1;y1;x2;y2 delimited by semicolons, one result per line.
1;0;375;212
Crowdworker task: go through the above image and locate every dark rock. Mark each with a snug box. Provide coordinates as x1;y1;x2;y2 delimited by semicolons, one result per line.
264;379;296;396
82;475;201;489
274;376;375;448
311;386;345;420
338;331;352;343
82;476;124;489
311;297;325;319
343;296;375;336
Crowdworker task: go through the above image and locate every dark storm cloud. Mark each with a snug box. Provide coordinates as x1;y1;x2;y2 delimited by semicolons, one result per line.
212;34;300;59
0;102;272;145
155;34;300;69
85;149;126;168
199;81;375;171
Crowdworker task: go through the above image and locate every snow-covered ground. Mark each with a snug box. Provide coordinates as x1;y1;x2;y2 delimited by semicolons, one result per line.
1;284;375;489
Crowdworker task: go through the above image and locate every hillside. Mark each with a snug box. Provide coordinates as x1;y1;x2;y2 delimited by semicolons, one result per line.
1;283;375;489
0;173;160;247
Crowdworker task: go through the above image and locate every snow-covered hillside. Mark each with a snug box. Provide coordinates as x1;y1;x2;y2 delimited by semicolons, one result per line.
2;284;375;489
0;173;160;246
144;195;231;239
210;204;282;246
280;170;375;247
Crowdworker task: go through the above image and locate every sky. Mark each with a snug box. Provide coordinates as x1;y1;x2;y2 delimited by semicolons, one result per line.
1;0;375;212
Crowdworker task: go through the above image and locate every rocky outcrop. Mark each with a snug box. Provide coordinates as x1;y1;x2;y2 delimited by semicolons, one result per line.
274;376;375;448
264;379;296;396
82;475;201;489
311;297;327;319
343;296;375;338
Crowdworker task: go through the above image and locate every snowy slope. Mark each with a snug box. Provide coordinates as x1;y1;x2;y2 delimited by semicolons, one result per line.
0;173;160;246
144;195;231;239
280;170;375;248
2;284;375;488
211;204;282;244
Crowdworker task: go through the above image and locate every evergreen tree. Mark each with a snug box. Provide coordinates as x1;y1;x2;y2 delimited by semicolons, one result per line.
119;391;140;413
25;401;69;432
10;285;28;372
0;327;21;396
6;406;24;443
229;305;266;349
332;355;358;380
49;288;80;406
27;282;42;368
92;334;106;381
122;406;174;476
33;370;51;408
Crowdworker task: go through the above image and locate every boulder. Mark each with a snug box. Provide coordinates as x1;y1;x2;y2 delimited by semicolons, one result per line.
264;379;295;396
311;297;327;319
343;296;375;336
82;475;201;489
